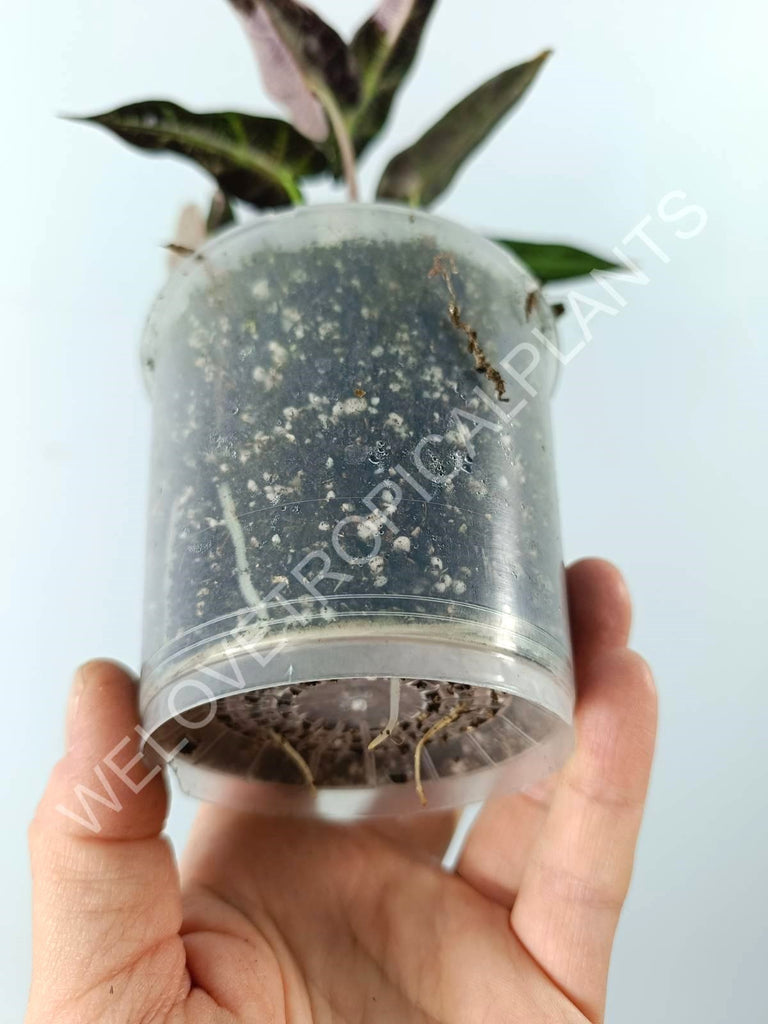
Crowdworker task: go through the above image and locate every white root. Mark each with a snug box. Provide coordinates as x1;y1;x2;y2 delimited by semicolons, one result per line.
217;481;262;609
368;678;402;751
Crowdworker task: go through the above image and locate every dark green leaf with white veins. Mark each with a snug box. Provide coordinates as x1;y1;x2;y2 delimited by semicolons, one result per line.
68;101;327;207
377;49;551;206
494;239;620;282
227;0;359;143
348;0;438;156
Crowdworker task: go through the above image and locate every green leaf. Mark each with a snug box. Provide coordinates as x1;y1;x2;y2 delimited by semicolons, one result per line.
348;0;437;157
376;49;551;206
227;0;359;143
67;101;328;207
493;239;620;282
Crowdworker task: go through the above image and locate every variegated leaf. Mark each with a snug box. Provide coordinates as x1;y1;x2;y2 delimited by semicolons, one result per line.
377;50;550;206
227;0;358;143
348;0;437;155
68;101;327;207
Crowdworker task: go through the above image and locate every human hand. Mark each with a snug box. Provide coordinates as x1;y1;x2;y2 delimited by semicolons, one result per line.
26;558;657;1023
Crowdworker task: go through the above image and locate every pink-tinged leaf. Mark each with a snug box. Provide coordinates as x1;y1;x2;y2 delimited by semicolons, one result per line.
349;0;436;156
227;0;359;144
377;50;551;206
234;2;328;142
373;0;419;42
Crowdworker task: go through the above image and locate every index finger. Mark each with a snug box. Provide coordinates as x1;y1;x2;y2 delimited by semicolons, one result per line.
511;575;657;1021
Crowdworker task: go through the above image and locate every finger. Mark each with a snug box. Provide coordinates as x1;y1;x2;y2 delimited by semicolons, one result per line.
511;645;657;1021
455;776;558;905
457;559;633;905
28;661;188;1022
567;557;633;652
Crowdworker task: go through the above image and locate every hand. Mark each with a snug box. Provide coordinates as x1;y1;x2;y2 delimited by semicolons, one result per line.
26;559;657;1024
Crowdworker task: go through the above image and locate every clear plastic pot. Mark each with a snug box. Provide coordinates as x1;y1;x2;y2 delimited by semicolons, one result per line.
139;203;573;818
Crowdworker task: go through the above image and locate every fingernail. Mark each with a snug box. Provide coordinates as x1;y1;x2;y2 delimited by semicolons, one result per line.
66;666;88;749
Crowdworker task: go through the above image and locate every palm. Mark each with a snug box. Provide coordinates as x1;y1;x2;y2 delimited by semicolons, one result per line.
178;800;579;1023
27;561;656;1024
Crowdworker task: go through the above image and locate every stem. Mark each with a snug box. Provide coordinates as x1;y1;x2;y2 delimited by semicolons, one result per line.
283;175;304;205
320;90;359;202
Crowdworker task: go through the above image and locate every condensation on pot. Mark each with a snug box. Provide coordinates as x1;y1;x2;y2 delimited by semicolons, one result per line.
139;203;574;818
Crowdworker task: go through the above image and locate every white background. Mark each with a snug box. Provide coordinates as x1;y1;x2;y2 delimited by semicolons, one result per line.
2;0;767;1020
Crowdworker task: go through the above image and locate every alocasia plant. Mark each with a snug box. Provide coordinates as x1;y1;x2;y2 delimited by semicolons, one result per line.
68;0;618;286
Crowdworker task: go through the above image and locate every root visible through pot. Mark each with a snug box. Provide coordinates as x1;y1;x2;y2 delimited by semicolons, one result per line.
205;677;506;804
414;703;471;806
428;253;507;401
266;729;316;793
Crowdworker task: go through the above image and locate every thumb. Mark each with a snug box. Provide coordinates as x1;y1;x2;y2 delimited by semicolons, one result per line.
27;660;188;1023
